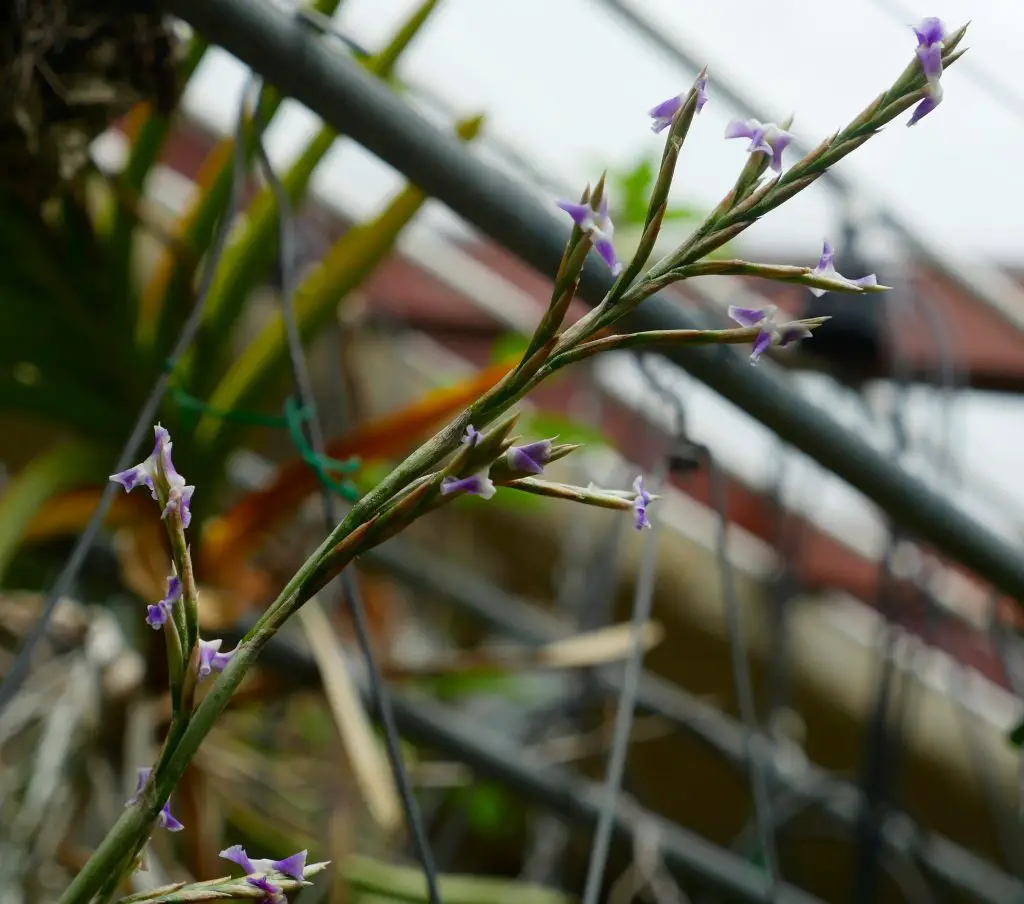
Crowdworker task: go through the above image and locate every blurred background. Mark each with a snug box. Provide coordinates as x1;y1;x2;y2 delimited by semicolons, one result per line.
3;0;1024;902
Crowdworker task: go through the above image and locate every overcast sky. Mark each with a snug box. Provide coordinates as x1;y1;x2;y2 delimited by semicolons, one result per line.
177;0;1024;570
186;0;1024;260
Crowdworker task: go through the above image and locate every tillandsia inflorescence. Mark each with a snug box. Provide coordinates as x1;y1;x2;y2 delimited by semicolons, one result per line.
59;17;967;904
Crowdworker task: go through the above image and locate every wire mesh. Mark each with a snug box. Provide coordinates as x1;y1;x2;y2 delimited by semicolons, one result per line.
3;2;1024;903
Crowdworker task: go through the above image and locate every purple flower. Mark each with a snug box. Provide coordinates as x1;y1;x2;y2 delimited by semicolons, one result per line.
462;425;482;447
808;240;878;297
728;304;812;365
632;475;653;531
440;471;496;499
909;17;946;125
197;638;236;681
648;73;709;133
221;844;309;884
109;424;195;529
246;875;284;904
505;439;553;475
109;425;170;499
724;118;793;173
914;17;946;85
146;575;182;630
126;767;183;832
556;194;622;276
158;433;195;529
908;88;943;126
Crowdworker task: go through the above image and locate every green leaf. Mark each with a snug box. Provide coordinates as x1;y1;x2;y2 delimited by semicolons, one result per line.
461;783;510;835
0;439;114;583
519;411;607;447
188;0;445;401
489;331;530;363
194;114;485;464
422;670;522;701
662;204;701;222
346;853;570;904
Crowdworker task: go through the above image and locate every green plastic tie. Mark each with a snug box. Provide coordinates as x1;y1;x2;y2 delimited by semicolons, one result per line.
169;386;361;502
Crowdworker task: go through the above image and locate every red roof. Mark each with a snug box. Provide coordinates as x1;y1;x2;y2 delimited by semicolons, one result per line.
118;114;1024;688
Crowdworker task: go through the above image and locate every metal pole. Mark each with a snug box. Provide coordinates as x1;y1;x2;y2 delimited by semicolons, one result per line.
236;620;824;904
363;541;1024;904
166;0;1024;606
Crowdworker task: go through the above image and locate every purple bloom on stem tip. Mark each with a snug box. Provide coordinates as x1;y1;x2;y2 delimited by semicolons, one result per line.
506;439;553;475
913;17;946;83
632;475;653;531
197;638;236;681
808;240;878;297
146;575;182;630
462;425;482;447
126;767;184;832
221;844;309;882
109;424;195;529
158;433;195;529
441;471;496;500
556;194;623;276
724;118;793;173
648;73;708;133
909;17;946;125
109;425;169;499
728;304;812;365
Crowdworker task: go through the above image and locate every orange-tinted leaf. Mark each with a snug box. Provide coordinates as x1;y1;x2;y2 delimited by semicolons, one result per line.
199;357;515;583
22;488;150;544
118;103;153;144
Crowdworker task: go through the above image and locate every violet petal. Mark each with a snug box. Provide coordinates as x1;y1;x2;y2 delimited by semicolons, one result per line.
728;305;768;328
556;200;595;230
220;844;256;874
750;330;774;363
593;236;623;276
272;851;308;881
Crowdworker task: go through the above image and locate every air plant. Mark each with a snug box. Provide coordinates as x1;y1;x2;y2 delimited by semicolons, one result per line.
51;16;967;904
